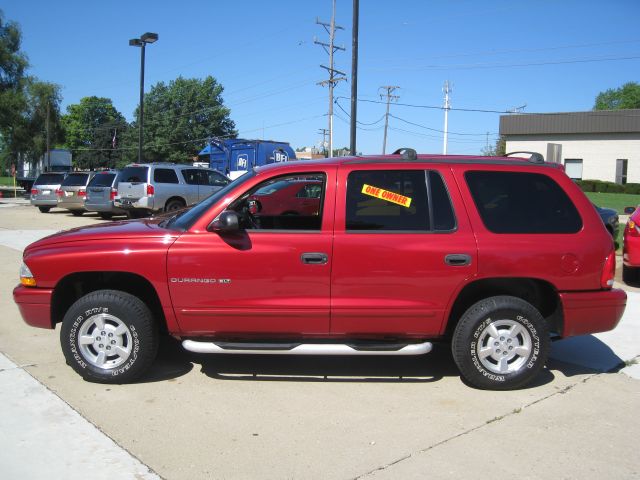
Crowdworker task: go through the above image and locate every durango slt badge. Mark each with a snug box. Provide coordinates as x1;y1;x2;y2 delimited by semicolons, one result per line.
170;278;231;284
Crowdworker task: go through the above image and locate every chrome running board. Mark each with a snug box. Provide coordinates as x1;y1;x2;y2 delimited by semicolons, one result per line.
182;340;432;356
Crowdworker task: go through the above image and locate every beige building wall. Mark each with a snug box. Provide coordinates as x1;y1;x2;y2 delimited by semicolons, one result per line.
505;133;640;183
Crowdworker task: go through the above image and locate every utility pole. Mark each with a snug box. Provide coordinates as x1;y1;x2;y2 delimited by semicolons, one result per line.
442;80;451;155
318;128;329;157
380;86;399;154
349;0;359;156
315;0;346;158
45;101;51;171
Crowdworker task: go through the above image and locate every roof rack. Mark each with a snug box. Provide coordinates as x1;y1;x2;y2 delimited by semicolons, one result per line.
505;151;545;164
392;148;417;161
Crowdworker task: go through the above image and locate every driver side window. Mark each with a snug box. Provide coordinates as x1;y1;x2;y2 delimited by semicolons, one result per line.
229;173;326;231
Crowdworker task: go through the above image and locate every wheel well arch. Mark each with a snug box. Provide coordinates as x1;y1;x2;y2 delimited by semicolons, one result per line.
165;196;186;210
445;277;562;339
51;271;167;333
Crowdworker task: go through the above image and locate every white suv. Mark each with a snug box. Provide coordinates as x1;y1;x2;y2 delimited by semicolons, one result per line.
115;163;230;217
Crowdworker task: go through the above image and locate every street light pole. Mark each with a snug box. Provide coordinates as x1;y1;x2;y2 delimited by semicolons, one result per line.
129;32;158;163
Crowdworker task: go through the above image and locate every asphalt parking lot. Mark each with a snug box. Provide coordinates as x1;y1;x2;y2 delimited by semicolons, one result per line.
1;199;639;480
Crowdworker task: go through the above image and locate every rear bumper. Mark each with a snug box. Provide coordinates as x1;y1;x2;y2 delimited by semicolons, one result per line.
559;288;626;337
30;198;57;207
84;201;126;214
57;199;86;210
13;285;54;329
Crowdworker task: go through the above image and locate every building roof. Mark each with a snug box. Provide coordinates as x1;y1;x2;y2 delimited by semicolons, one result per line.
499;109;640;135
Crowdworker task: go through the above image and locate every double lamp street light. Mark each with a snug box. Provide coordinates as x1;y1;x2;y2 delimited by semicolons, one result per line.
129;32;158;163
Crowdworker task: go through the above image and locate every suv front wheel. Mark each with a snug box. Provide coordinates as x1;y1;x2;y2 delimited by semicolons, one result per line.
60;290;159;383
452;295;549;390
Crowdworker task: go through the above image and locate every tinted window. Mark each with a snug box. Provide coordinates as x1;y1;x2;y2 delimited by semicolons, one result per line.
182;169;200;185
205;170;230;187
34;173;64;185
154;168;179;184
465;171;582;234
346;170;429;231
88;173;117;187
430;171;456;231
120;167;149;183
61;173;90;187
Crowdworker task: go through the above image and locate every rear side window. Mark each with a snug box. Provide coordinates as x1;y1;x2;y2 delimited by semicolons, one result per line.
345;170;455;232
62;173;89;187
465;171;582;234
120;167;149;183
34;173;64;185
154;168;179;184
88;173;117;187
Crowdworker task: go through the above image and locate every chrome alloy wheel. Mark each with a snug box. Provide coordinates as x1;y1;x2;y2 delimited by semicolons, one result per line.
476;319;532;374
77;313;133;369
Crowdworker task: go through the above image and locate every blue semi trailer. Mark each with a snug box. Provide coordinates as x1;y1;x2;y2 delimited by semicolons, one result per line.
199;138;297;179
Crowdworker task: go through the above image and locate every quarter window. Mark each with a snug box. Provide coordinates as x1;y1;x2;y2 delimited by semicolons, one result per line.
465;171;582;234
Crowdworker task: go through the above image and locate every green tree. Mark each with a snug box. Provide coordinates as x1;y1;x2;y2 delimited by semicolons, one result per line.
0;9;29;172
594;82;640;110
61;96;129;169
481;135;506;156
131;76;236;164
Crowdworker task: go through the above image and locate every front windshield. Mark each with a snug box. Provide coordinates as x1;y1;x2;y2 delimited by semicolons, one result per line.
169;171;256;230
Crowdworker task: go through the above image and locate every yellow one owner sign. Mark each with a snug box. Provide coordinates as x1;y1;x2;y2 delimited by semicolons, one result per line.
361;184;412;208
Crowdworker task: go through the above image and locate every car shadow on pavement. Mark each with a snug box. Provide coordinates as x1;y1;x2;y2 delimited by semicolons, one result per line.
548;335;625;376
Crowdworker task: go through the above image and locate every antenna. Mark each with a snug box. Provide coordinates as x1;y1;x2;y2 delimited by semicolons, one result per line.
443;81;452;154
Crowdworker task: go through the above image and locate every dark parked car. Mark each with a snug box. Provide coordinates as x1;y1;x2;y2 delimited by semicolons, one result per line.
594;204;619;238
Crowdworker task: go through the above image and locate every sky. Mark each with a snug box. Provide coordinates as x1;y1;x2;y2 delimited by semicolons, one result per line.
4;0;640;156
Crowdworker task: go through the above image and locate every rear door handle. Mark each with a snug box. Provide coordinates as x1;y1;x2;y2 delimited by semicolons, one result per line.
301;253;328;265
444;254;472;266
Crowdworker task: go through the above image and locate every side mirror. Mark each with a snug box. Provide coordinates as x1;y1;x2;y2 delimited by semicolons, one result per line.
624;206;637;215
208;211;240;232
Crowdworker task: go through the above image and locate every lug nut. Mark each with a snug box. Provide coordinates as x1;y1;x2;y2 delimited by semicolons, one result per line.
96;337;101;341
99;344;104;348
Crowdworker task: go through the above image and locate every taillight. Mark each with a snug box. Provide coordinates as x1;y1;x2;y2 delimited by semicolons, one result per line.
627;220;640;237
31;188;38;195
600;249;616;289
78;189;86;197
146;184;154;196
56;188;63;197
110;188;117;200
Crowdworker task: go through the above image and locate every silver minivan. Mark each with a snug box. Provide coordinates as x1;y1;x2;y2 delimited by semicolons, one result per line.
115;163;230;217
57;172;96;216
84;170;126;219
30;172;66;213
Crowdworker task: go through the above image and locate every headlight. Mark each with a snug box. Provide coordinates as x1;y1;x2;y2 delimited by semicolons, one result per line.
19;262;37;287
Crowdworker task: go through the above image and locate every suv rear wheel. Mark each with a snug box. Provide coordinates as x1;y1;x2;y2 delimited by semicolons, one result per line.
38;206;50;213
165;198;186;212
452;295;549;390
60;290;159;383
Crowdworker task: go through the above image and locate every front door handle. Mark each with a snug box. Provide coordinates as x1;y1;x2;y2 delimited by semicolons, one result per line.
301;253;328;265
444;254;472;266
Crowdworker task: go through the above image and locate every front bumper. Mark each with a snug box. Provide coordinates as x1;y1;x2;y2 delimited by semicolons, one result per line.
559;288;627;337
13;285;54;329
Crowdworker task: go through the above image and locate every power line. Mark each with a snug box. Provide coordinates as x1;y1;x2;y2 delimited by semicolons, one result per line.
388;114;498;136
334;100;385;125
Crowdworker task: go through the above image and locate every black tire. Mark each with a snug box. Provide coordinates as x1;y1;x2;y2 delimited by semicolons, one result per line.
99;212;113;220
623;264;639;284
451;295;549;390
70;210;84;216
38;206;50;213
60;290;159;384
165;198;186;212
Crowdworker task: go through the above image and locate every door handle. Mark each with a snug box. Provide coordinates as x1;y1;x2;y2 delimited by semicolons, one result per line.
301;253;328;265
444;254;472;266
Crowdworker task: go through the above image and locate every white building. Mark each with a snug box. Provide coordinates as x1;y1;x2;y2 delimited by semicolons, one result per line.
500;110;640;184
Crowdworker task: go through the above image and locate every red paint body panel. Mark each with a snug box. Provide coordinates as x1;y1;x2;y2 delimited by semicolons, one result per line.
559;289;627;337
13;285;54;329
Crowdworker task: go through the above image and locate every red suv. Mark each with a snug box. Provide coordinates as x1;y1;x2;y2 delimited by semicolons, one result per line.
13;151;626;390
